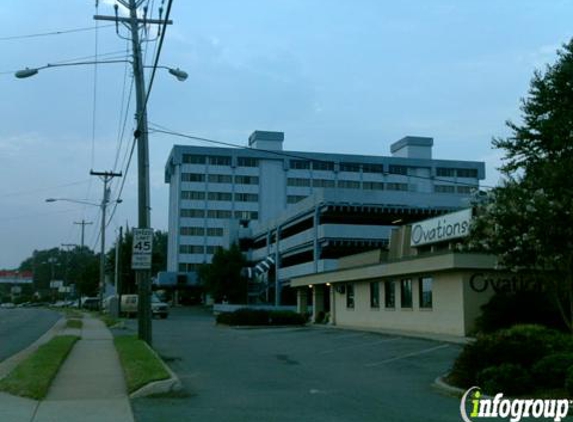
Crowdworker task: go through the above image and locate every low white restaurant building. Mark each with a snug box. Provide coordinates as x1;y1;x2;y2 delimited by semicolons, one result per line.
291;209;538;337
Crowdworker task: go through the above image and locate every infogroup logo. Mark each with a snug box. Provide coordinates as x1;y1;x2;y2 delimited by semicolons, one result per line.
460;387;570;422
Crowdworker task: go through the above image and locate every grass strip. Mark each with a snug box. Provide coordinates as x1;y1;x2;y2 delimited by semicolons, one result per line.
66;319;83;329
114;336;170;393
100;315;120;328
0;335;79;400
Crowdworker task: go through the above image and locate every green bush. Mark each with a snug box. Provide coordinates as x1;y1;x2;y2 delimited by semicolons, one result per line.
269;310;307;325
532;353;573;389
475;292;566;334
216;309;306;326
449;325;571;388
565;367;573;397
477;364;533;396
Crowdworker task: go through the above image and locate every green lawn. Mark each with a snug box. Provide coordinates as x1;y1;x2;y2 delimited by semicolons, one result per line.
114;336;170;393
0;335;79;400
66;319;83;329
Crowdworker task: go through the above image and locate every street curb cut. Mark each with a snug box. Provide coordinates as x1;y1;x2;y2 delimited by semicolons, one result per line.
129;342;183;399
433;374;465;397
0;317;65;381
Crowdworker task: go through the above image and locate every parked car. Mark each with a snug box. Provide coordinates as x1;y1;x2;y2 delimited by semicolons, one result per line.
119;294;169;319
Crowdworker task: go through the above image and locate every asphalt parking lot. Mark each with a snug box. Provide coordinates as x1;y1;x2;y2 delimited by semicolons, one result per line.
128;307;463;422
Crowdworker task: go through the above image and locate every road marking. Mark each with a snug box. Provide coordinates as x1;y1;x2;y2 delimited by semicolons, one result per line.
325;332;369;340
319;337;399;355
365;344;449;367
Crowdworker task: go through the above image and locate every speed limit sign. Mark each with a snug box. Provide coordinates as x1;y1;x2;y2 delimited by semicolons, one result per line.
132;228;154;269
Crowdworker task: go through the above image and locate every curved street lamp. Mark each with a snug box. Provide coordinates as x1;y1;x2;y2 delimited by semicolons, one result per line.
15;60;188;81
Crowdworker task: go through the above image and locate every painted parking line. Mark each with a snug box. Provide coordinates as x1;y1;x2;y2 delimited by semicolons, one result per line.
365;344;450;367
323;332;369;340
319;337;399;355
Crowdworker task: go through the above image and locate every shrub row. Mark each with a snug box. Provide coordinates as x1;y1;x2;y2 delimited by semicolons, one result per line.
216;309;307;326
449;324;573;395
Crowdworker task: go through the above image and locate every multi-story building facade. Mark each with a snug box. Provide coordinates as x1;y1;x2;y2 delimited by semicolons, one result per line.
164;130;485;287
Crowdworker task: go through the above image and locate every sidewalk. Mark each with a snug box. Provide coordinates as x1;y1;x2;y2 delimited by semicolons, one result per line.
0;315;134;422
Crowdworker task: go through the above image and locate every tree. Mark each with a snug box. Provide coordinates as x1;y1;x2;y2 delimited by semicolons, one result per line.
197;244;247;303
18;246;99;299
468;39;573;331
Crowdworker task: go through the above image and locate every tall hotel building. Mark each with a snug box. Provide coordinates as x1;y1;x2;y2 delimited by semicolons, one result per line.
164;131;485;285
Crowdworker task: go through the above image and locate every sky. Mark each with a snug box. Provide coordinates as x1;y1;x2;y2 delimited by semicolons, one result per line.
0;0;572;269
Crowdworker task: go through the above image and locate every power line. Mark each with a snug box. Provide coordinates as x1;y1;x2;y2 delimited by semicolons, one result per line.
148;122;495;190
0;179;91;198
0;24;115;42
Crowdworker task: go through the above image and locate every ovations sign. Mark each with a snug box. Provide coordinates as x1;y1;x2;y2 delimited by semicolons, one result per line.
410;208;472;247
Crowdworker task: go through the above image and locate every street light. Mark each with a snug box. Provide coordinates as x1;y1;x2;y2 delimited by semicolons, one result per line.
45;196;122;311
15;61;187;81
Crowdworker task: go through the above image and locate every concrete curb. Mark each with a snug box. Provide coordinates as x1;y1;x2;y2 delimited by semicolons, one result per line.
0;317;66;381
433;374;466;397
129;342;183;399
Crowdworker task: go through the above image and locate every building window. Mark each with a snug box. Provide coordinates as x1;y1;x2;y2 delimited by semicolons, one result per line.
180;209;205;218
384;281;395;308
312;161;334;171
287;195;307;204
287;178;311;187
363;181;384;190
436;167;456;177
435;185;456;194
456;168;478;178
179;245;205;254
400;279;412;308
179;263;202;272
338;180;360;189
419;277;433;309
207;210;233;219
339;162;361;172
235;193;259;202
312;179;335;188
388;165;408;175
346;283;355;308
181;173;205;182
235;210;258;220
209;155;232;166
182;154;206;164
206;245;221;254
237;157;259;167
208;174;233;184
457;185;474;194
290;160;310;170
208;192;233;201
362;163;384;174
180;226;205;236
181;191;205;200
387;183;409;191
207;227;224;236
235;175;259;185
370;282;380;308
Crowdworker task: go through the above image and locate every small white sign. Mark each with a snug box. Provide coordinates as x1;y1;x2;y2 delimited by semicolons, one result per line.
410;208;472;247
132;228;154;270
50;280;64;289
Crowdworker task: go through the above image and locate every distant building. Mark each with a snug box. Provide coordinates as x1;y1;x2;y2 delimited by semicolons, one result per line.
164;130;485;297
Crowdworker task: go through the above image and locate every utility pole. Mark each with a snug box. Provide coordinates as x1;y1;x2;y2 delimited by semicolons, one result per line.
115;226;123;316
74;220;93;250
61;243;76;301
90;170;122;312
95;0;172;345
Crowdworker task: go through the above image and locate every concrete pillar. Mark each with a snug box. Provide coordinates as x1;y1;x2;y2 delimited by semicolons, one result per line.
297;288;308;315
312;285;325;323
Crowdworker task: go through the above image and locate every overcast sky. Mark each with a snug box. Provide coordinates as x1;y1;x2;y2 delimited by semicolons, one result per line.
1;1;571;269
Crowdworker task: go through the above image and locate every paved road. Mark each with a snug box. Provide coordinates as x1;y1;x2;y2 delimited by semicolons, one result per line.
128;307;464;422
0;308;60;362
